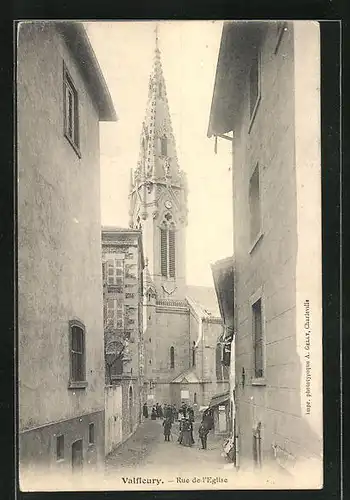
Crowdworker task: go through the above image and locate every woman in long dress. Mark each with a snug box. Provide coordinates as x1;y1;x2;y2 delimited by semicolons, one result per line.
179;419;193;447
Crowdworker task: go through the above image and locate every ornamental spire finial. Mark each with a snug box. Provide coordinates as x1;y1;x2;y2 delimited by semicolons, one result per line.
155;23;159;48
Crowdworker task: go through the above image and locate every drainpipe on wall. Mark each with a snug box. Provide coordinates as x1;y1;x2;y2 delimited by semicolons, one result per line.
230;132;240;469
217;131;239;467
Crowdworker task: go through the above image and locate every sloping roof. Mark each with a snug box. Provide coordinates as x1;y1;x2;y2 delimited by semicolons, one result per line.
211;256;234;331
171;369;200;384
186;285;220;317
55;21;117;121
209;390;230;408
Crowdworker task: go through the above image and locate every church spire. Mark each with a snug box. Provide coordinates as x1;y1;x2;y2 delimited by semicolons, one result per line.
128;23;188;297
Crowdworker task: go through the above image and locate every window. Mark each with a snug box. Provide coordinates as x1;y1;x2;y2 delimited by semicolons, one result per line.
106;298;124;330
88;423;95;445
170;346;175;369
192;341;196;367
249;164;261;245
63;66;80;154
194;392;197;405
169;230;176;277
249;46;261;127
252;299;264;379
70;321;86;383
160;226;176;278
107;259;124;286
56;435;64;461
161;136;167;156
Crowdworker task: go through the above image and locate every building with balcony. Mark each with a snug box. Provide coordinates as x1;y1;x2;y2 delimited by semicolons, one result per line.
17;21;116;487
208;21;323;484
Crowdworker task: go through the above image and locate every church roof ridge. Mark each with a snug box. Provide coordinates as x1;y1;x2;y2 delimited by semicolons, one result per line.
186;284;221;318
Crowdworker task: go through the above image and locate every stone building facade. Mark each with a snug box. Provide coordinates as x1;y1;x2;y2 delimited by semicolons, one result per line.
17;21;116;487
101;227;145;447
129;29;229;410
208;21;322;484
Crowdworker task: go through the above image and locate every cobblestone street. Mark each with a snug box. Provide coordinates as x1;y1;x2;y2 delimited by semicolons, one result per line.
104;418;234;488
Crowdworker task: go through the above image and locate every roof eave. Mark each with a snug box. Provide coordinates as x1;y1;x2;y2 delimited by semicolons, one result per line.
58;22;117;122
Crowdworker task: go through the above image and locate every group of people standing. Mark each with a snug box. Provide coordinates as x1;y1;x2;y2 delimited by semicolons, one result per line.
143;401;214;450
143;402;178;422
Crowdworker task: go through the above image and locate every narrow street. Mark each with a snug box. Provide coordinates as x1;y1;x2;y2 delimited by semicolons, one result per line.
104;419;235;489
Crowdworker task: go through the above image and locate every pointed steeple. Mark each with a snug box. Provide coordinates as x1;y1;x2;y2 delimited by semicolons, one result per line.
128;23;188;299
131;24;185;188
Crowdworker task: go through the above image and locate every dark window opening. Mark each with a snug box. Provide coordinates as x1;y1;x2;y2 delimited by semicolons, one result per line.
249;165;261;243
63;66;80;153
170;346;175;369
56;435;64;460
88;423;95;445
253;299;264;378
194;392;197;405
70;323;85;382
192;341;196;367
72;439;83;471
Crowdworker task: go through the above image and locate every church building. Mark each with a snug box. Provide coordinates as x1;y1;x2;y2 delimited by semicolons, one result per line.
128;28;229;409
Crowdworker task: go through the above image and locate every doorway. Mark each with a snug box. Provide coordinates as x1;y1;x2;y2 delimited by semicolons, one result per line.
252;422;262;467
72;439;83;472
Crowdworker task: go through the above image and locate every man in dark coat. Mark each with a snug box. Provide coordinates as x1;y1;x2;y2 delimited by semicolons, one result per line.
142;402;149;419
151;406;157;420
162;418;172;441
198;422;210;450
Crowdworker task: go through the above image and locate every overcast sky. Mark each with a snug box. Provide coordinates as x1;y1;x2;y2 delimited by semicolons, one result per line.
85;21;233;287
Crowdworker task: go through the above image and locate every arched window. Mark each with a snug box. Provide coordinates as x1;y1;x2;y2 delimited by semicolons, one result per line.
192;341;196;367
160;221;176;278
170;346;175;369
194;392;197;405
161;135;167;156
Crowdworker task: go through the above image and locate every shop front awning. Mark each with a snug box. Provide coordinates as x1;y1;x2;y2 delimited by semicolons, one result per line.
209;391;230;408
211;257;234;341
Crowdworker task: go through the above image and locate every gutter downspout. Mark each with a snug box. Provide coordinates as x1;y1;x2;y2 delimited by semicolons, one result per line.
230;132;239;469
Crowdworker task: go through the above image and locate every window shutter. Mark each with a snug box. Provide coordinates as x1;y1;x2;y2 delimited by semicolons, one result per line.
169;230;176;277
160;228;168;276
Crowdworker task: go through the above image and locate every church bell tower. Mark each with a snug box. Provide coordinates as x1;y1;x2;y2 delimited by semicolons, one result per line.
129;25;188;300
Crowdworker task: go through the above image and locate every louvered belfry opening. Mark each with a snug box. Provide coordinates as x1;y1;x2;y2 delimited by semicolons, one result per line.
169;229;176;277
160;225;176;278
160;227;168;276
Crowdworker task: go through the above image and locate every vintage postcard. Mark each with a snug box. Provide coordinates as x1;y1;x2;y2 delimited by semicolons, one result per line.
17;20;323;491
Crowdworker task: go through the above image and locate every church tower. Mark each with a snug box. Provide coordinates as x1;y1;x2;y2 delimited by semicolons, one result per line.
129;26;188;300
